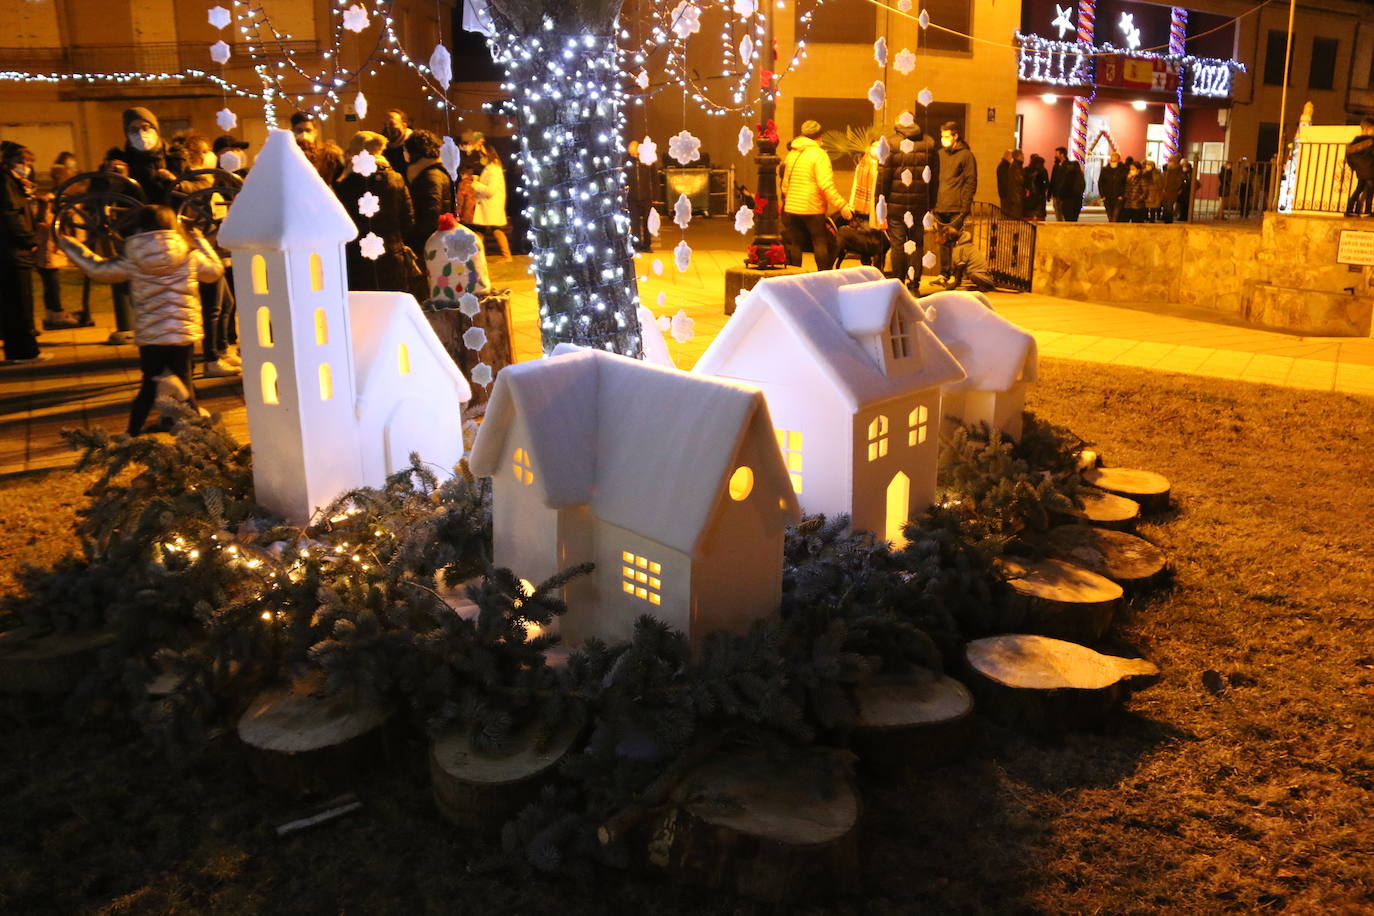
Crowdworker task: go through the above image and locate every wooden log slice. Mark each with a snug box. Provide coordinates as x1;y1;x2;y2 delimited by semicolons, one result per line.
1052;486;1141;530
648;749;860;905
429;706;585;836
1083;467;1172;514
964;634;1161;736
850;675;975;771
0;627;115;695
1041;525;1169;591
996;556;1123;643
237;679;392;794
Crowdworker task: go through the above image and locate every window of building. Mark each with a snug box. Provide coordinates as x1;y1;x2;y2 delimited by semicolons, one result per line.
917;0;971;53
728;466;754;501
398;342;411;375
1257;122;1280;163
908;405;929;446
919;102;970;141
261;362;280;405
314;309;328;346
775;428;803;493
621;551;662;605
256;306;273;347
251;254;268;294
309;253;324;291
889;311;911;359
318;363;333;401
867;415;889;462
798;0;875;43
512;447;534;485
1309;37;1338;90
1264;30;1293;85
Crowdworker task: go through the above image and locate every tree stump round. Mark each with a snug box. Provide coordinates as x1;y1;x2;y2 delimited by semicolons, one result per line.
429;707;586;836
649;749;860;905
1052;486;1141;530
237;680;392;794
1041;525;1169;591
851;675;974;771
1082;467;1171;514
997;556;1123;643
964;634;1161;736
0;627;115;695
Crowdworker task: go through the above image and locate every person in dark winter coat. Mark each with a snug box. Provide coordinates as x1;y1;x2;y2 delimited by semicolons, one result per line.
291;112;345;185
0;142;43;363
403;129;453;259
626;139;659;253
877;111;937;288
111;107;176;206
996;149;1024;219
1344;117;1374;217
1024;153;1049;220
1176;160;1194;221
933;121;976;283
335;131;423;297
1142;160;1164;222
381;109;414;175
1122;162;1149;222
1160;156;1185;224
1098;151;1127;222
1049;146;1085;222
939;224;995;292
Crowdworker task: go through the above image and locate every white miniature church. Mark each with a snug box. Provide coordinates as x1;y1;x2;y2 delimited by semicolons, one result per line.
922;291;1038;442
693;267;965;546
469;348;800;650
219;130;471;524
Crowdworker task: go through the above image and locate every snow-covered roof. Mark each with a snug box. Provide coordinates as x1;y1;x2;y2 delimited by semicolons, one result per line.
219;129;357;251
694;266;965;410
922;291;1038;393
470;349;800;557
348;291;471;411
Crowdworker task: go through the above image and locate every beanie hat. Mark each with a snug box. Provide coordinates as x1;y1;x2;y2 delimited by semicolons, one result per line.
800;120;822;138
122;107;160;134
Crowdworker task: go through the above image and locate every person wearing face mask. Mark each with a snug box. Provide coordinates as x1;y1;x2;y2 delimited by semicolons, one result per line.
381;109;414;174
1098;150;1127;223
931;122;976;287
290;113;345;185
1049;146;1085;222
0;142;46;364
114;107;177;207
213;135;250;178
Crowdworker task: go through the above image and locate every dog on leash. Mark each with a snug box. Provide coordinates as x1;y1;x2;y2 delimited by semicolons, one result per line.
834;221;890;272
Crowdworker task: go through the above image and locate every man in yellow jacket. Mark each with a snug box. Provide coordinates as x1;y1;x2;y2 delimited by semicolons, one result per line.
780;120;852;271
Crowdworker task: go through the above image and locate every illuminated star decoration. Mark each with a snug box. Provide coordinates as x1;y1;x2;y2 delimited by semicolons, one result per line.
667;130;702;165
670;309;696;343
357;191;380;218
674;240;693;273
868;80;886;110
917;87;934;107
1119;13;1141;50
1052;4;1075;39
734;205;755;234
458;293;481;317
354;90;369;120
737;126;754;156
209;40;231;64
638;135;658;164
673;193;693;230
342;3;370;33
670;1;702;39
733;0;756;17
470;363;493;387
351;149;378;177
429;43;452;91
874;36;888;67
207;5;230;29
440;135;461;180
359;232;384;260
216;107;237;131
893;48;917;76
462;326;488;351
647;207;661;237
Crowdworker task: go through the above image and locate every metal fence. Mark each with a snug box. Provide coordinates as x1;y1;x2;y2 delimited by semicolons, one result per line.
1186;159;1278;222
1280;141;1366;216
967;202;1037;292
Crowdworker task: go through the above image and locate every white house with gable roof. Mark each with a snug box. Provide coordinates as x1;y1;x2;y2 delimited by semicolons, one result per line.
922;290;1038;442
219;129;471;524
469;348;800;650
693;267;965;546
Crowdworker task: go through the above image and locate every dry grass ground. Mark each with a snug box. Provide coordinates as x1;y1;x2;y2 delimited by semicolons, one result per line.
1;358;1372;915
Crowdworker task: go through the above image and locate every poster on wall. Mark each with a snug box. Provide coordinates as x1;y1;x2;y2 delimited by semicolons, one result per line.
1096;54;1180;92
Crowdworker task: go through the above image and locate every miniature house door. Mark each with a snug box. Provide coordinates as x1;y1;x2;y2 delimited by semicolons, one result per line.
885;471;910;548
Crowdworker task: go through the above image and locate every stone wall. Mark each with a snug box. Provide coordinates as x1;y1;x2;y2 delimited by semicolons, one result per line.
1032;214;1374;336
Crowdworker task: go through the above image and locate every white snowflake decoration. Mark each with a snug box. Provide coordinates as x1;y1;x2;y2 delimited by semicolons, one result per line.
874;37;889;68
342;3;369;33
673;193;693;230
462;326;488;351
352;149;378;177
897;0;911;10
922;165;932;183
635;69;650;89
638;136;658;164
667;130;702;166
875;196;887;224
739;35;754;62
922;250;938;269
733;0;755;17
918;8;930;28
897;110;916;128
207;5;230;29
209;40;231;65
903;240;917;255
445;229;480;262
1052;4;1075;39
737;126;754;157
216;107;237;131
923;305;938;322
656;292;667;308
876;135;890;162
359;232;384;260
656;312;671;331
429;43;452;90
734;205;755;234
918;87;934;107
670;309;695;343
868;80;886;111
652;258;665;276
900;138;915;154
894;48;917;76
458;293;481;317
441;135;461;180
355;90;369;121
901;168;913;187
471;363;493;387
674;240;692;273
647;207;661;237
904;210;914;228
357;191;381;218
923;211;934;229
670;1;701;39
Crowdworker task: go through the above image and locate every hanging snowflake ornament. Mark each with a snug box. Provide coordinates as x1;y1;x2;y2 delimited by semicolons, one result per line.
739;35;754;63
656;292;667;308
355;90;369;121
207;5;230;29
874;37;888;67
918;8;930;29
471;363;493;387
209;40;231;64
897;110;916;129
652;258;665;276
670;309;696;343
440;135;461;180
876;135;891;162
216;107;237;131
635;69;650;89
446;229;480;263
868;80;886;111
359;232;385;260
894;48;917;76
674;240;693;273
901;168;913;187
875;196;887;224
904;210;914;228
922;165;932;183
462;326;488;351
733;0;755;17
904;240;917;255
458;293;481;318
734;205;755;234
897;0;911;10
647;207;661;237
673;193;693;230
917;87;934;107
923;211;934;230
737;126;754;157
922;250;938;269
656;312;671;332
900;138;915;154
670;1;702;39
351;149;378;177
357;191;381;218
429;43;452;91
667;130;702;166
342;3;369;33
638;136;658;164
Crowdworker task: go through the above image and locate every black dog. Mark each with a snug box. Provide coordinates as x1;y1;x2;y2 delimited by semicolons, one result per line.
834;222;890;272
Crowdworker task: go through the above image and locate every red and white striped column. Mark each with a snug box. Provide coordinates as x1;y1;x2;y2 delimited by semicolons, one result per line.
1162;7;1188;161
1069;0;1096;162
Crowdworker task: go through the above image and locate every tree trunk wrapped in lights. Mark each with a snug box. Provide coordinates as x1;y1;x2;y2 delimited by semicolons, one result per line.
487;0;642;358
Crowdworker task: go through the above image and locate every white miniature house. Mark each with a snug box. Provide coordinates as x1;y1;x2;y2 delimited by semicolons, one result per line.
693;267;965;547
922;291;1038;442
468;348;801;650
219;129;471;524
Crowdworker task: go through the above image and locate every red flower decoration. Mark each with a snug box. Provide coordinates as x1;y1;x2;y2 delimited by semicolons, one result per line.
753;195;768;215
757;119;780;144
760;70;774;90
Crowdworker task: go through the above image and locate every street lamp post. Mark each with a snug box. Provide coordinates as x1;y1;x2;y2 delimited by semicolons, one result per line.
745;1;783;270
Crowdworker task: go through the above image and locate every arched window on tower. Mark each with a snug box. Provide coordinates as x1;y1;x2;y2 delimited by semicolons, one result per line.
251;255;268;295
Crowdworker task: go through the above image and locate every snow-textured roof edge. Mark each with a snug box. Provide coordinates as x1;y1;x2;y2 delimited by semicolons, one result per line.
922;291;1038;392
348;292;472;413
220;129;358;250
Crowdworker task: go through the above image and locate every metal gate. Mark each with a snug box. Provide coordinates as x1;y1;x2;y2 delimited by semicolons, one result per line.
966;202;1036;292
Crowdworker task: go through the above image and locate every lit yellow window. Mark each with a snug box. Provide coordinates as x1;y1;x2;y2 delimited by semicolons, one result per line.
256;306;274;347
251;254;268;294
318;363;333;401
621;552;662;605
888;311;911;359
867;415;889;462
398;342;411;375
309;253;324;291
314;309;328;346
774;428;803;493
728;466;753;501
908;404;929;446
512;447;534;485
261;361;280;405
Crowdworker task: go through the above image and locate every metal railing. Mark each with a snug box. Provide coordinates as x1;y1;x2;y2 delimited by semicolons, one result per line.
1186;159;1278;222
967;201;1036;291
1279;141;1367;216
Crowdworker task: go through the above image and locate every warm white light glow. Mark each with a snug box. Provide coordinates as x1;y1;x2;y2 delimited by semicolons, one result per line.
512;448;534;485
261;362;280;405
728;466;754;501
1132;100;1148;111
256;306;273;347
1042;93;1058;105
309;253;324;291
251;254;268;294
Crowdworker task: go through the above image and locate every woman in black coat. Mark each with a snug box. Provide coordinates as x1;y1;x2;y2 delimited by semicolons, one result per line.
403;129;453;259
1024;153;1049;220
0;142;43;362
336;131;422;296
